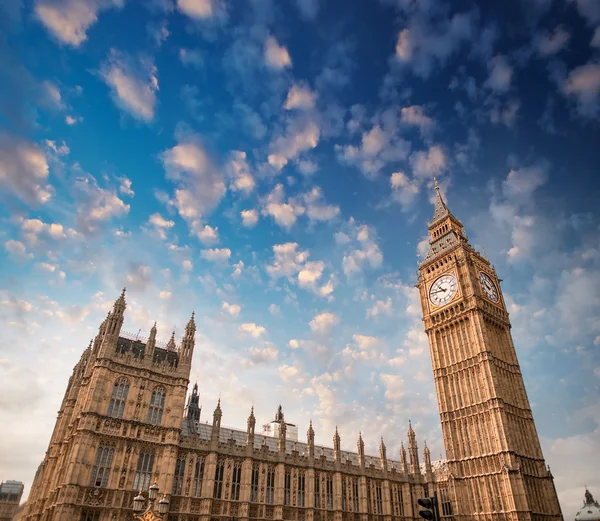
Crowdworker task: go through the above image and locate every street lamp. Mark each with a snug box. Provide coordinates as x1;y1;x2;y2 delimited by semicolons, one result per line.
132;482;170;520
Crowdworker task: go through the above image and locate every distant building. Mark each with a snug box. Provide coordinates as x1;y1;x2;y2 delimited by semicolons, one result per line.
575;490;600;521
0;481;24;521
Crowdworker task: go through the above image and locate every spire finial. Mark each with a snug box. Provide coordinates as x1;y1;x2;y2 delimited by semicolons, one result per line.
434;177;439;190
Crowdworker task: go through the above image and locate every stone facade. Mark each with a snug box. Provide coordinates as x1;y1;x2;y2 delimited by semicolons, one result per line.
416;183;563;521
16;292;451;521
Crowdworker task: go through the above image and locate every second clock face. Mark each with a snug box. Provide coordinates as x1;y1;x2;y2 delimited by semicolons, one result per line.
429;274;458;306
479;272;499;302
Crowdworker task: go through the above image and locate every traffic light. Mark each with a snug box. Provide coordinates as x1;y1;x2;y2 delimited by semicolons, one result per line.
418;496;439;521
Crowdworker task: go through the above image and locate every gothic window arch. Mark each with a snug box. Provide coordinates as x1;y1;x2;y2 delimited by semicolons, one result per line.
250;464;260;502
192;457;205;497
232;462;242;501
133;449;155;491
266;466;275;505
213;459;225;499
147;387;166;425
297;471;305;507
107;378;129;418
326;475;333;509
172;456;186;495
89;444;115;487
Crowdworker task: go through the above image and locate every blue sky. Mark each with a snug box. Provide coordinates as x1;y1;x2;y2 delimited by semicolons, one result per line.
1;0;599;517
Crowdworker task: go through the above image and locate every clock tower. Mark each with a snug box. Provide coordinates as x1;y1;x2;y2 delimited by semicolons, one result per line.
416;183;563;521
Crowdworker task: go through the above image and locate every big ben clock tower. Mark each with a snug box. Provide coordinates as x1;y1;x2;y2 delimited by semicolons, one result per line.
416;183;563;521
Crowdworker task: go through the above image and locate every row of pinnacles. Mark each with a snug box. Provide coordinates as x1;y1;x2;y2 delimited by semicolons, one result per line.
198;392;436;477
74;288;197;378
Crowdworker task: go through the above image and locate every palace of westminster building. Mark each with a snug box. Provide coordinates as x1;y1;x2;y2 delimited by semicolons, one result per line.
16;187;564;521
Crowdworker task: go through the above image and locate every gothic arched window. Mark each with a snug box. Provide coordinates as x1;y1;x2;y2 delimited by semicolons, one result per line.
133;450;155;491
107;378;129;418
147;387;166;425
192;457;205;497
89;444;114;487
172;456;186;495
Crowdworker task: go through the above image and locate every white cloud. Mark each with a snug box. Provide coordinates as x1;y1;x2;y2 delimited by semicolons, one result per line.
264;36;292;69
410;145;446;180
302;187;340;222
536;26;570;56
288;339;300;349
309;311;338;335
401;105;434;134
73;174;130;234
19;217;69;246
367;297;392;318
484;55;513;93
35;0;123;47
239;322;266;338
222;301;240;317
159;290;172;300
161;133;226;231
197;224;219;244
201;248;231;263
262;184;305;230
147;212;175;240
390;171;420;207
44;139;69;156
267;118;320;172
284;83;318;111
4;240;32;259
65;115;82;125
0;134;52;205
118;177;134;196
241;209;259;228
380;373;405;400
246;345;278;365
393;10;476;79
177;0;227;21
340;219;383;278
561;61;600;118
100;49;159;122
125;263;152;292
226;151;255;194
269;304;280;316
572;0;600;26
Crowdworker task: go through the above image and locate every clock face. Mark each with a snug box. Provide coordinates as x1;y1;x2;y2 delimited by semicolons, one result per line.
479;272;499;302
429;274;458;306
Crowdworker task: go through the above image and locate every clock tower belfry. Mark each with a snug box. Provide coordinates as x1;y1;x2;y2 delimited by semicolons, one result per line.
416;183;563;521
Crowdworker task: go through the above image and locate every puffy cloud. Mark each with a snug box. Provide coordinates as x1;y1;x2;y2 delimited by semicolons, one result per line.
241;209;259;228
0;134;52;205
401;105;434;134
226;151;255;194
125;263;152;292
393;10;476;79
267;118;320;172
161;133;226;232
245;345;278;365
19;217;69;246
65;115;82;125
571;0;600;26
342;334;384;362
261;184;305;230
159;290;172;300
269;304;280;316
390;171;420;207
484;55;513;93
4;240;32;259
73;173;130;234
561;61;600;118
177;0;227;22
592;27;600;47
239;322;266;338
309;311;338;335
264;36;292;69
367;297;392;318
196;224;219;244
410;145;446;180
380;373;405;400
100;49;159;122
339;219;383;278
147;213;175;240
200;248;231;263
118;177;134;196
284;83;318;111
222;301;240;317
35;0;123;47
535;26;570;57
302;187;340;222
44;139;69;156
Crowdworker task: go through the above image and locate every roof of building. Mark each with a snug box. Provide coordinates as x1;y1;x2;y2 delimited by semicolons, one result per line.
182;420;446;475
576;490;600;521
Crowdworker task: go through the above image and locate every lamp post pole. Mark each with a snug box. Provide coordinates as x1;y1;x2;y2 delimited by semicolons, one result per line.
132;482;170;520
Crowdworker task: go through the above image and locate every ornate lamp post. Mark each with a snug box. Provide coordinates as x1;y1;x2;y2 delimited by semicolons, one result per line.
133;482;170;520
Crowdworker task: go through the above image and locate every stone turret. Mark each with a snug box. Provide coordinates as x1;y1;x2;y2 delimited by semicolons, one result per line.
408;420;420;474
358;432;365;468
380;437;388;471
180;312;195;361
146;322;157;361
307;421;315;459
246;406;256;448
334;427;341;463
211;399;222;442
184;382;201;429
278;411;287;455
166;331;176;351
98;289;126;358
423;440;432;476
400;442;407;474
